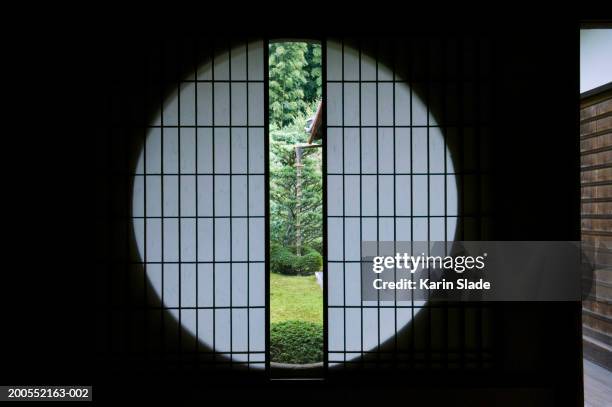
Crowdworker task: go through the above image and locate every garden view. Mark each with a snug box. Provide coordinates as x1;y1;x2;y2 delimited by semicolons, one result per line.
268;42;324;364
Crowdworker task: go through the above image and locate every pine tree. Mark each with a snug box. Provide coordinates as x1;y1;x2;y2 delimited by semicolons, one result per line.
270;114;322;250
269;42;323;253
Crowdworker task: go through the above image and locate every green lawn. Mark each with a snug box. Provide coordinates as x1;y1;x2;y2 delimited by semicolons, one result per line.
270;272;323;324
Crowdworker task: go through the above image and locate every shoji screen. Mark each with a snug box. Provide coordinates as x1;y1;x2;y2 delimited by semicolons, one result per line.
131;40;266;368
325;39;459;368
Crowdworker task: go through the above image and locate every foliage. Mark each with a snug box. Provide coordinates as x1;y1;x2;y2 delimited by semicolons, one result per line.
303;44;322;102
269;42;308;128
269;42;321;128
270;272;323;324
270;243;322;276
309;237;323;255
296;249;323;275
269;111;322;250
270;243;294;275
270;320;323;364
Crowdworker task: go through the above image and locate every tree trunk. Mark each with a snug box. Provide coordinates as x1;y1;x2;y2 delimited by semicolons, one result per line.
295;147;303;256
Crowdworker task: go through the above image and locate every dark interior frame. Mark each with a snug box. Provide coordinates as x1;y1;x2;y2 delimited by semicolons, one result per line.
85;27;583;404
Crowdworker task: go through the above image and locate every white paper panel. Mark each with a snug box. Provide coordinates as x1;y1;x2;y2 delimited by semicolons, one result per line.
325;39;458;365
132;40;266;366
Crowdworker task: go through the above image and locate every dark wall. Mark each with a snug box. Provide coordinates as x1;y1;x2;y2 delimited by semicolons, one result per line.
4;20;583;405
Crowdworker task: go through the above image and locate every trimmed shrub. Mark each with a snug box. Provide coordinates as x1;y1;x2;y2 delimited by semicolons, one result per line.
270;243;322;276
294;250;323;275
270;243;294;275
270;320;323;364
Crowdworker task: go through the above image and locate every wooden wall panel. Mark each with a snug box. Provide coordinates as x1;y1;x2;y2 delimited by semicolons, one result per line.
580;85;612;370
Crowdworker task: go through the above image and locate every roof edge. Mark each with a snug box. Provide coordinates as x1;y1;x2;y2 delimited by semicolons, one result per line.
581;81;612;100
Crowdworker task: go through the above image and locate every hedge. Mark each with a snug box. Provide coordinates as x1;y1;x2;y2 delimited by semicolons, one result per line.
270;320;323;364
270;243;322;276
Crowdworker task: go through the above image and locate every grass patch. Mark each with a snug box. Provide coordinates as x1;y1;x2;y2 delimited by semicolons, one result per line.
270;272;322;324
